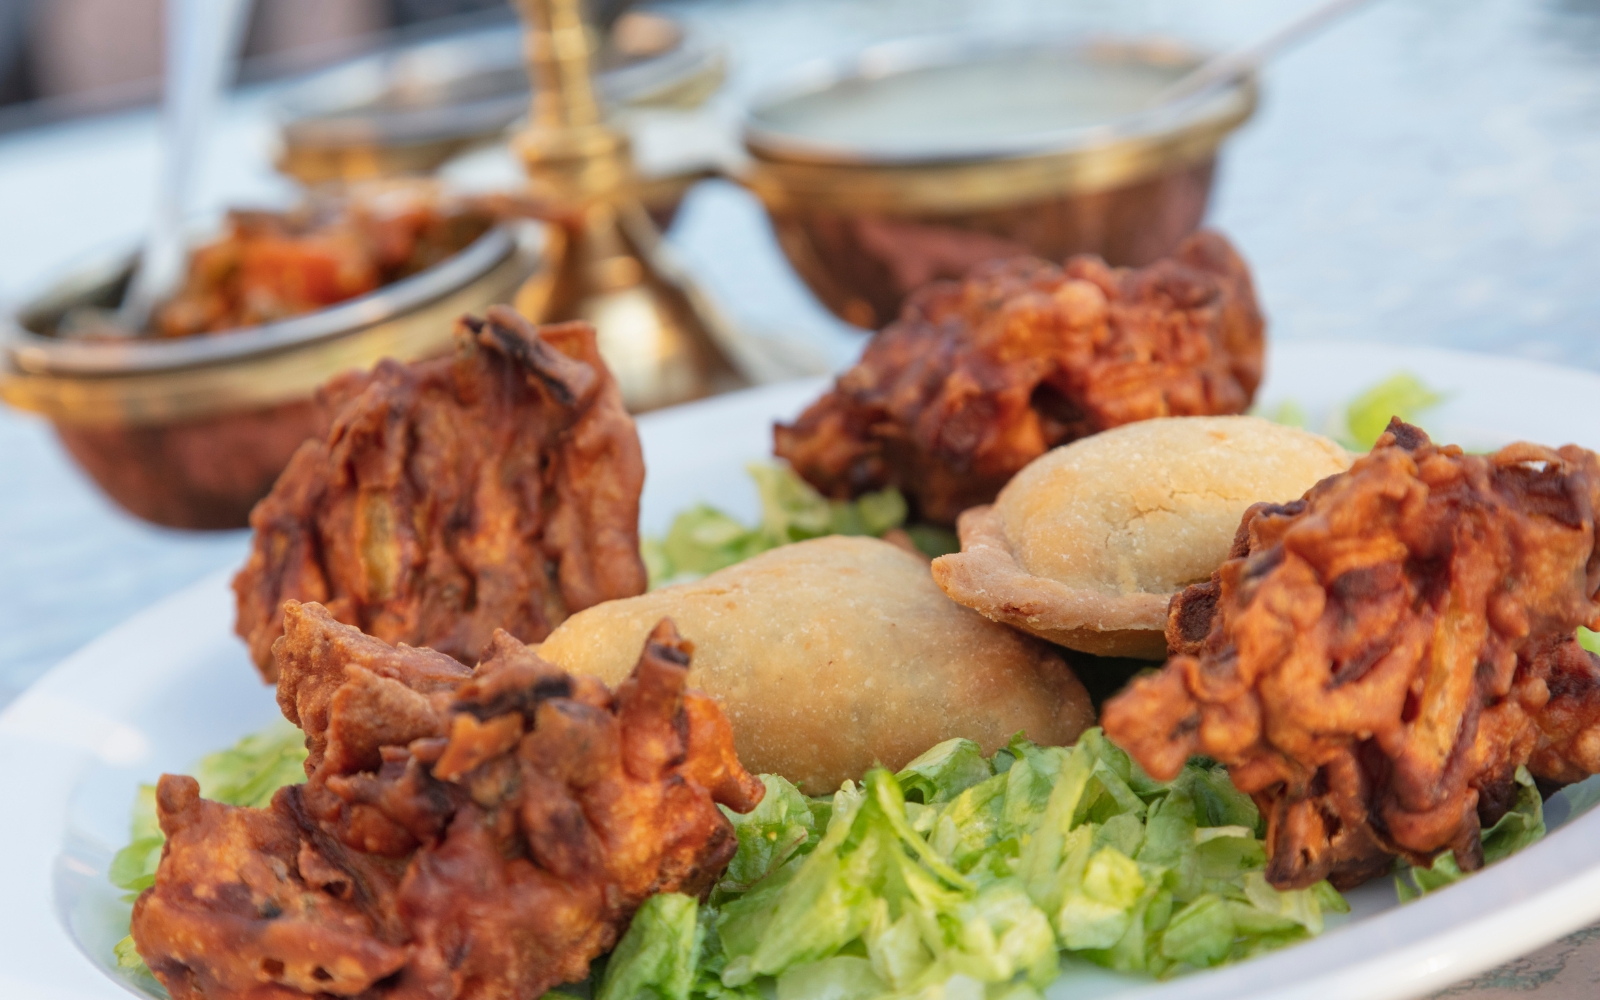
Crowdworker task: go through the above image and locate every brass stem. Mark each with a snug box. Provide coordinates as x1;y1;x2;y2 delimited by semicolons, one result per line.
520;0;602;131
508;0;745;411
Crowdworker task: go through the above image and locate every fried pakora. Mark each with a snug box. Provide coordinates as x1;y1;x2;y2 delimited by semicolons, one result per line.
233;306;647;681
155;184;495;338
774;230;1265;524
1103;420;1600;889
131;601;764;1000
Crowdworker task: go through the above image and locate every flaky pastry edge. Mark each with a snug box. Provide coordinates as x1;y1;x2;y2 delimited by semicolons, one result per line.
931;504;1171;660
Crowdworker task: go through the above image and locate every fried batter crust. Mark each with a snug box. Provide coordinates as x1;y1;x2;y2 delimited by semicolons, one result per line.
132;601;764;1000
1103;420;1600;889
931;416;1350;658
233;306;647;680
773;230;1265;524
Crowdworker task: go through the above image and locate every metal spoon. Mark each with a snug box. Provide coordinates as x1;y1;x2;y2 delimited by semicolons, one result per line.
1148;0;1379;108
115;0;253;334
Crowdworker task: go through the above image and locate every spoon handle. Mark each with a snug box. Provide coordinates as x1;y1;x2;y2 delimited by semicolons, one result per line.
1150;0;1379;107
118;0;252;333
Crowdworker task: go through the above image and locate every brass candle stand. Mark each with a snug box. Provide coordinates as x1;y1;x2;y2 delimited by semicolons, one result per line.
509;0;743;412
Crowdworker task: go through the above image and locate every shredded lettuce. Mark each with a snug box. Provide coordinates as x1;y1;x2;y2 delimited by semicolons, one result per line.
189;719;311;807
1395;766;1545;901
109;719;309;978
1339;373;1445;450
642;463;911;588
113;934;150;976
1579;627;1600;656
598;894;703;1000
593;730;1349;1000
119;720;1551;998
1260;371;1445;452
718;775;822;894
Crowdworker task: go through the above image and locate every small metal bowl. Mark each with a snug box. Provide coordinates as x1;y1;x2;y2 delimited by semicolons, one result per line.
276;12;725;185
741;35;1257;329
0;221;546;530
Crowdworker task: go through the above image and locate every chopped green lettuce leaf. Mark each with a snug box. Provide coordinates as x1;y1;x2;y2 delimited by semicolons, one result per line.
109;785;162;897
130;717;1552;998
598;893;702;1000
109;719;309;978
896;739;994;805
775;956;886;1000
113;932;160;987
1259;371;1446;452
108;835;163;897
644;462;912;587
1340;373;1445;450
192;718;312;808
1396;766;1545;900
1579;626;1600;656
719;775;819;893
708;729;1346;993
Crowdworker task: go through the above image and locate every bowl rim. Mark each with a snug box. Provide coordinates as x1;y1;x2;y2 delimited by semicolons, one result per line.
742;32;1254;168
2;222;520;378
276;13;722;151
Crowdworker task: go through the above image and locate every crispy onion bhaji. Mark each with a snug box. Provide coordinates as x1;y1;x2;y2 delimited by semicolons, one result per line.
234;305;648;681
1102;419;1600;890
131;600;764;1000
773;230;1265;524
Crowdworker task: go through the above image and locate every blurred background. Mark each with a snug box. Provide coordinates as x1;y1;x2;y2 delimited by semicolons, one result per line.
0;0;509;127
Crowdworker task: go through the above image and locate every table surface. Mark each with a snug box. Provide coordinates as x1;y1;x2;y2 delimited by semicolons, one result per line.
4;0;1600;995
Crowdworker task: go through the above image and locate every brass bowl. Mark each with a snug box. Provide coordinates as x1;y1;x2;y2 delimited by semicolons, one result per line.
741;36;1257;329
0;221;546;530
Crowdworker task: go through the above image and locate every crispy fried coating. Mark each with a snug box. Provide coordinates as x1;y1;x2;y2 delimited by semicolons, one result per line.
536;536;1094;793
234;306;648;681
774;230;1265;524
1103;420;1600;889
132;601;764;1000
931;416;1350;659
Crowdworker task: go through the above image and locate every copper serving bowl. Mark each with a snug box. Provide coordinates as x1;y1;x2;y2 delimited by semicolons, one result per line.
741;36;1257;329
0;220;546;530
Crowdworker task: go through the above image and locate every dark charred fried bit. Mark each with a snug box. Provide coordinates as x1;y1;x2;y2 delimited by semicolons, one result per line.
233;306;648;681
132;601;764;1000
773;230;1265;525
1103;420;1600;890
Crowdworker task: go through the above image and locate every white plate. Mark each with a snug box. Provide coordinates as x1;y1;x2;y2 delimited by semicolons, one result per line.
8;341;1600;1000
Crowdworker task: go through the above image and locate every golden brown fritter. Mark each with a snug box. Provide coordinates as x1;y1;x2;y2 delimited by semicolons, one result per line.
1103;420;1600;890
774;230;1265;525
233;306;648;681
132;601;764;1000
